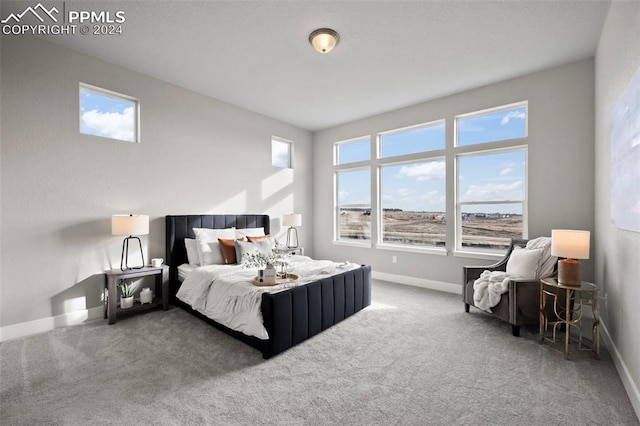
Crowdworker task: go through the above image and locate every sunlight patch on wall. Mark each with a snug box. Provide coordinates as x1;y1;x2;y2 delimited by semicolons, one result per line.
261;168;293;201
208;191;247;213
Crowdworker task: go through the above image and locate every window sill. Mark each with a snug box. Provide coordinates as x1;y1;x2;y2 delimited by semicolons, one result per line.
332;240;372;248
376;244;447;256
453;250;504;262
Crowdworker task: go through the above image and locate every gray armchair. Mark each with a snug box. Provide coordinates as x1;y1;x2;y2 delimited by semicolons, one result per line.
463;239;561;337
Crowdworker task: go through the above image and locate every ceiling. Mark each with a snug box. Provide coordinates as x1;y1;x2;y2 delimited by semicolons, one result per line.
3;1;611;131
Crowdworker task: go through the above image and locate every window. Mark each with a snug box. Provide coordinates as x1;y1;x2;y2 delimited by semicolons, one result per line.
332;101;528;255
380;121;445;158
79;83;138;143
272;137;292;168
380;159;446;247
335;168;371;241
456;103;527;147
457;149;526;251
335;137;370;165
455;101;528;252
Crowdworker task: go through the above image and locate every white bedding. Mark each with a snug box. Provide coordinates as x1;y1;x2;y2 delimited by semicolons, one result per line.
176;255;360;340
178;263;197;281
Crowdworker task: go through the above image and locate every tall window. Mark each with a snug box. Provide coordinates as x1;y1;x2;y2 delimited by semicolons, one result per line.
335;168;371;242
455;102;528;252
378;121;446;248
272;137;292;168
79;83;139;143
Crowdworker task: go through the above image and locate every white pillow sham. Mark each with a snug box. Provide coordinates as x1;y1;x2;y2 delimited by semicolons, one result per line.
184;238;200;266
193;227;235;265
506;247;543;279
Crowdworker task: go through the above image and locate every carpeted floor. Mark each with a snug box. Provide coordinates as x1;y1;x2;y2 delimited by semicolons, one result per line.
1;280;638;425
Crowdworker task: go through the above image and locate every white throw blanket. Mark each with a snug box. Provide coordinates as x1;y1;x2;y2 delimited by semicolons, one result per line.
473;270;511;313
176;255;360;339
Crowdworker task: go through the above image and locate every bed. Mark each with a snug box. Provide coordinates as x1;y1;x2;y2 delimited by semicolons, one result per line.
165;214;372;359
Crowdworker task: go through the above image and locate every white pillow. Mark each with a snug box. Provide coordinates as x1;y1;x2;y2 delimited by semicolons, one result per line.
184;238;200;266
235;239;273;264
235;227;265;239
193;228;235;265
506;247;543;279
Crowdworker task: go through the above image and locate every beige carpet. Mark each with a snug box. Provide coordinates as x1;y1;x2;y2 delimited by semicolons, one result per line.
1;280;638;425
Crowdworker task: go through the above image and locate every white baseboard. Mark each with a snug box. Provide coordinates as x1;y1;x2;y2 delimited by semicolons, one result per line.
600;321;640;421
372;271;462;295
0;306;104;342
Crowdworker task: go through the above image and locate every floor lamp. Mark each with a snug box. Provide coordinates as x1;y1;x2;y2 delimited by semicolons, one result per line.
112;214;149;270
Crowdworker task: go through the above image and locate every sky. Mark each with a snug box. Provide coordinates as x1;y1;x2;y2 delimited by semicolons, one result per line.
337;105;527;214
80;88;136;142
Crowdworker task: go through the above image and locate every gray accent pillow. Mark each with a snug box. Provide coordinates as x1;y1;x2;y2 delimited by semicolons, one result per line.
235;239;273;264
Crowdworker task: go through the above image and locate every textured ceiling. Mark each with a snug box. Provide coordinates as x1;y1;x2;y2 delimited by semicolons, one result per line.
2;1;611;131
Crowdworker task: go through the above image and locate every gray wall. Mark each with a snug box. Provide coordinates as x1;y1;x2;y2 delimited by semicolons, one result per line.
595;1;640;415
313;59;595;287
0;36;313;328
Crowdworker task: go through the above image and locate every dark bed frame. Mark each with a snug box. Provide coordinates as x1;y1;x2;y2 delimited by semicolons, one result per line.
165;215;372;359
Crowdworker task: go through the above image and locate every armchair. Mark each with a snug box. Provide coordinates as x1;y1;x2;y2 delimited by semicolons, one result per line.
463;239;562;337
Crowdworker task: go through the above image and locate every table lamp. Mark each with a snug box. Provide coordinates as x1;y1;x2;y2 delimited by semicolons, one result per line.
112;214;149;270
551;229;590;286
282;213;301;248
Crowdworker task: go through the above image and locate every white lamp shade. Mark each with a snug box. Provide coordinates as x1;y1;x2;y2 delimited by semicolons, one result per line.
283;213;302;227
112;214;149;236
551;229;590;259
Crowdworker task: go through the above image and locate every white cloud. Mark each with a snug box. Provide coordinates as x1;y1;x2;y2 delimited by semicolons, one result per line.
461;180;524;202
421;190;445;206
397;161;445;181
338;191;349;202
81;107;135;142
500;110;526;125
500;167;514;176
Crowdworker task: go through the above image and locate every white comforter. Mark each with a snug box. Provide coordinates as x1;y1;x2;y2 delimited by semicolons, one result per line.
176;255;360;340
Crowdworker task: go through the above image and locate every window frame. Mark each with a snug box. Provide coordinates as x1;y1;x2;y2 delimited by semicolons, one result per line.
272;136;293;169
331;101;529;257
334;166;372;246
377;156;447;251
334;135;371;166
79;82;140;143
454;146;529;254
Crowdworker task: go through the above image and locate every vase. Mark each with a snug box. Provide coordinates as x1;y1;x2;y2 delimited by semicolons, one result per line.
120;296;134;309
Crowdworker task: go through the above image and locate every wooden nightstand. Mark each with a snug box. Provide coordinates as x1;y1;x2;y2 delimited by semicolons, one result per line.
104;265;169;324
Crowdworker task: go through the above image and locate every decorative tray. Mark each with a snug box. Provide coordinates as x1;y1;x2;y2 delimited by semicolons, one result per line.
252;273;299;287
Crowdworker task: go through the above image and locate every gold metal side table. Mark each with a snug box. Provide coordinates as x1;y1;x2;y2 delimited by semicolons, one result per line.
539;278;600;360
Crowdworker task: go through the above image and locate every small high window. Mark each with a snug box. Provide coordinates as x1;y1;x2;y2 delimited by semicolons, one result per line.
79;83;139;143
272;137;293;168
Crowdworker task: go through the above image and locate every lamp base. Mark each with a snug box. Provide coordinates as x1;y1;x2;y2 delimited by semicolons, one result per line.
557;258;581;286
121;236;145;271
286;227;299;248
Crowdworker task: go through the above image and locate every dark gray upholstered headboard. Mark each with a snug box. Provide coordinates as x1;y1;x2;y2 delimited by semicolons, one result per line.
165;214;270;289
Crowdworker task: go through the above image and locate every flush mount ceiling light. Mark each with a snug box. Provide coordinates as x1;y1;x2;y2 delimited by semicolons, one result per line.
309;28;340;54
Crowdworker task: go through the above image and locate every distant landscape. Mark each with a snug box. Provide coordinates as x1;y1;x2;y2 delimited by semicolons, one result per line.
339;209;522;250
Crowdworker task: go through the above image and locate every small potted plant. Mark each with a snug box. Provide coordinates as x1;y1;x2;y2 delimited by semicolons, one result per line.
119;282;134;309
